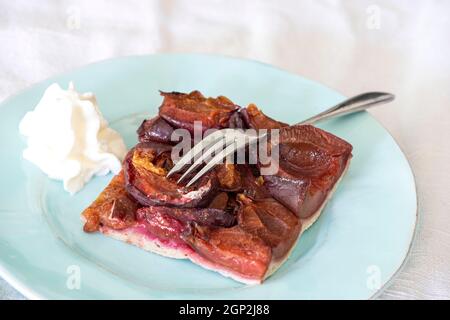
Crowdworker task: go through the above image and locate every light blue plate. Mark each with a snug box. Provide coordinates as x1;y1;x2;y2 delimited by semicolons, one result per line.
0;54;417;299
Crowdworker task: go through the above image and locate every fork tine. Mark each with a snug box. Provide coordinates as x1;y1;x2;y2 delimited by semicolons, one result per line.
185;137;247;187
177;137;233;183
166;130;226;177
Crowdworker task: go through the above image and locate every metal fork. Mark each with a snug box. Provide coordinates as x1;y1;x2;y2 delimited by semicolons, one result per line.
167;92;395;187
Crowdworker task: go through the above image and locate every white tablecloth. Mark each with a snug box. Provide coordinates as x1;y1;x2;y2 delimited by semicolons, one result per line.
1;0;449;300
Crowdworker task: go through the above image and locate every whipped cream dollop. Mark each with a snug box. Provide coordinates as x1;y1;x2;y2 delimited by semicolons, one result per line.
19;82;127;194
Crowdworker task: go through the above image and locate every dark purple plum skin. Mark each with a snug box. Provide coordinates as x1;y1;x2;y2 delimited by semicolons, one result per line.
123;146;219;208
240;104;288;130
141;206;236;228
137;116;176;144
263;125;352;218
237;195;301;260
228;110;246;129
262;174;310;217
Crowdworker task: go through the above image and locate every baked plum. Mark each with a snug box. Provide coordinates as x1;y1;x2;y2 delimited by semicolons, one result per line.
137;116;175;144
124;143;219;208
208;192;229;210
238;165;271;200
228;109;246;129
159;91;239;132
136;207;187;244
138;205;236;228
241;103;287;129
237;195;301;260
263;125;352;218
82;171;140;232
215;164;242;191
182;223;272;280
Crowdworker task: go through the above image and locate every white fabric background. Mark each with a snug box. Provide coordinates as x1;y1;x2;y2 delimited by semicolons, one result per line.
1;0;449;300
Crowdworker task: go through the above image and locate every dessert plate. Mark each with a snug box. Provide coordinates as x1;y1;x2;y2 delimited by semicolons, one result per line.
0;54;417;299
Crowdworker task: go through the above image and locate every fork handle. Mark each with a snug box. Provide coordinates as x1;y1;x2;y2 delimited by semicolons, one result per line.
297;92;395;125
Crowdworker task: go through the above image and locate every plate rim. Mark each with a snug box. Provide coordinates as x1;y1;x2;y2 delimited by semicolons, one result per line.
366;118;419;299
0;53;418;300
